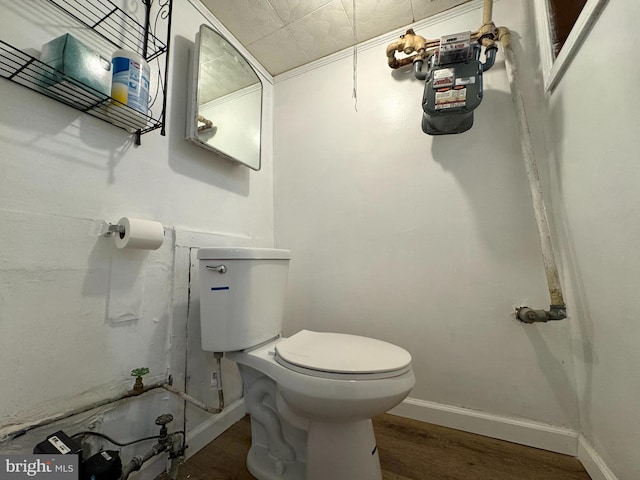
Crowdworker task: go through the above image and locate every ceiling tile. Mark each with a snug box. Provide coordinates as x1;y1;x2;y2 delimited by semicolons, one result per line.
287;0;354;63
247;27;309;75
200;0;284;45
341;0;414;43
200;0;475;75
267;0;334;24
411;0;471;21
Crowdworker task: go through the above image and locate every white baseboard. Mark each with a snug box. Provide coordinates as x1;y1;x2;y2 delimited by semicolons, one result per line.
577;435;619;480
134;398;620;480
184;398;247;459
389;397;578;456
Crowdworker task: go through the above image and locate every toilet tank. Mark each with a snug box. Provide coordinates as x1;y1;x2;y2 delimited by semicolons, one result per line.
197;247;291;352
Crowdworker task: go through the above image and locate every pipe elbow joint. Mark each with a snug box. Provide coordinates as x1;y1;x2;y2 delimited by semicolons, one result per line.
481;44;498;71
548;304;567;321
516;307;549;323
413;59;428;80
516;305;567;323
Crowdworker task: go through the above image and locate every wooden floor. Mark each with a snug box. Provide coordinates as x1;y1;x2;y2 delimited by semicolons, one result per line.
165;414;590;480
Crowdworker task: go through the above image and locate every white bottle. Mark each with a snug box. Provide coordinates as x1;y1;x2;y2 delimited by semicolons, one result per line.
109;49;150;131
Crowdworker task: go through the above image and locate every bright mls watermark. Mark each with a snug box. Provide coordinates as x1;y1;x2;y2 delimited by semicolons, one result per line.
0;455;78;480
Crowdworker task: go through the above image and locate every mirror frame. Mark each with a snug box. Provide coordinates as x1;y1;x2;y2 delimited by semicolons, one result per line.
186;24;263;171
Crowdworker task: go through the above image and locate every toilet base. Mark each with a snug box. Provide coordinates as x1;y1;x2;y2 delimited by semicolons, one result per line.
247;418;383;480
247;444;306;480
306;419;382;480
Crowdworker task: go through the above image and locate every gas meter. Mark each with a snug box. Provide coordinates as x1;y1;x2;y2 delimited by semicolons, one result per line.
421;32;496;135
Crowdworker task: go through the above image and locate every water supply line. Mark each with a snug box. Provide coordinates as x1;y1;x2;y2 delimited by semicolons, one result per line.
1;367;223;479
70;413;186;480
141;355;225;414
119;414;185;480
0;359;225;444
0;381;167;444
130;363;225;414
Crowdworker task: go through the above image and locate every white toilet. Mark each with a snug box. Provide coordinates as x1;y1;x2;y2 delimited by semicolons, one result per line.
197;247;415;480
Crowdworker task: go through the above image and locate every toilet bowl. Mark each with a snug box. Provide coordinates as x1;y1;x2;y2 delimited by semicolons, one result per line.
197;247;415;480
228;332;415;480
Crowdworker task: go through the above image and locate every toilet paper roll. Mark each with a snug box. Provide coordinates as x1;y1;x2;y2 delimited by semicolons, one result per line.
114;217;164;250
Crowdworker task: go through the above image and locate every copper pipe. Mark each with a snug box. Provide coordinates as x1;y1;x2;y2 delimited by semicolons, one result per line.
387;30;486;69
386;29;428;68
0;378;225;443
0;382;165;443
483;0;494;27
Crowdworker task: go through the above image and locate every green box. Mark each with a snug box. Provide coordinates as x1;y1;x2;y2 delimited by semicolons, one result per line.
40;34;111;97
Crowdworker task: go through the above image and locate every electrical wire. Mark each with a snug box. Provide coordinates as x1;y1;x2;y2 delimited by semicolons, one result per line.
71;431;161;447
352;0;358;112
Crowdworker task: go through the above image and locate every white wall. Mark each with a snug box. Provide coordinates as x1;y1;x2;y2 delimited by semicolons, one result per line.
546;1;640;478
274;0;580;434
3;0;637;478
273;0;640;476
0;0;272;469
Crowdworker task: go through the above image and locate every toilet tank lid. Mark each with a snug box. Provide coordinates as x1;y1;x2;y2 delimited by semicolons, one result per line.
275;330;412;374
197;247;291;260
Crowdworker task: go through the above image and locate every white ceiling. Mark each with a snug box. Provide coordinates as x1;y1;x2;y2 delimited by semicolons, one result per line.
200;0;473;76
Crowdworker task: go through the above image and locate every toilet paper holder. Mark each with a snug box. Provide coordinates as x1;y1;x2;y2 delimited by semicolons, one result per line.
102;217;165;250
104;222;125;237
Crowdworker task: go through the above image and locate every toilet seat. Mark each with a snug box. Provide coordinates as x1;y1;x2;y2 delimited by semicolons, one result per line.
274;330;412;380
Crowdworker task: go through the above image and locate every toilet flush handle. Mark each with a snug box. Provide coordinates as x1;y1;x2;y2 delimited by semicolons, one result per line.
206;264;227;274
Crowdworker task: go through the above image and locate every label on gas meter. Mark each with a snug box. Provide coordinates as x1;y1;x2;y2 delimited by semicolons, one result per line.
433;68;455;88
435;88;467;110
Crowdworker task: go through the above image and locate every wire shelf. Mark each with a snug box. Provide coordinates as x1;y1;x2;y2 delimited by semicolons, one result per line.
45;0;168;61
0;39;162;135
0;0;172;141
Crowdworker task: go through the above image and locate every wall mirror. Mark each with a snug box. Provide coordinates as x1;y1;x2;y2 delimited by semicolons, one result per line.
187;24;262;171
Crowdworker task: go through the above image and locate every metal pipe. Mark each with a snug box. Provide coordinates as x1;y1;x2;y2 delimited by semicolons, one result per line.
118;414;185;480
387;32;484;69
120;443;165;480
161;384;223;414
481;45;498;71
167;436;184;480
483;0;494;27
0;382;166;443
1;366;225;443
413;60;427;80
500;33;567;322
516;306;567;323
161;353;224;414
